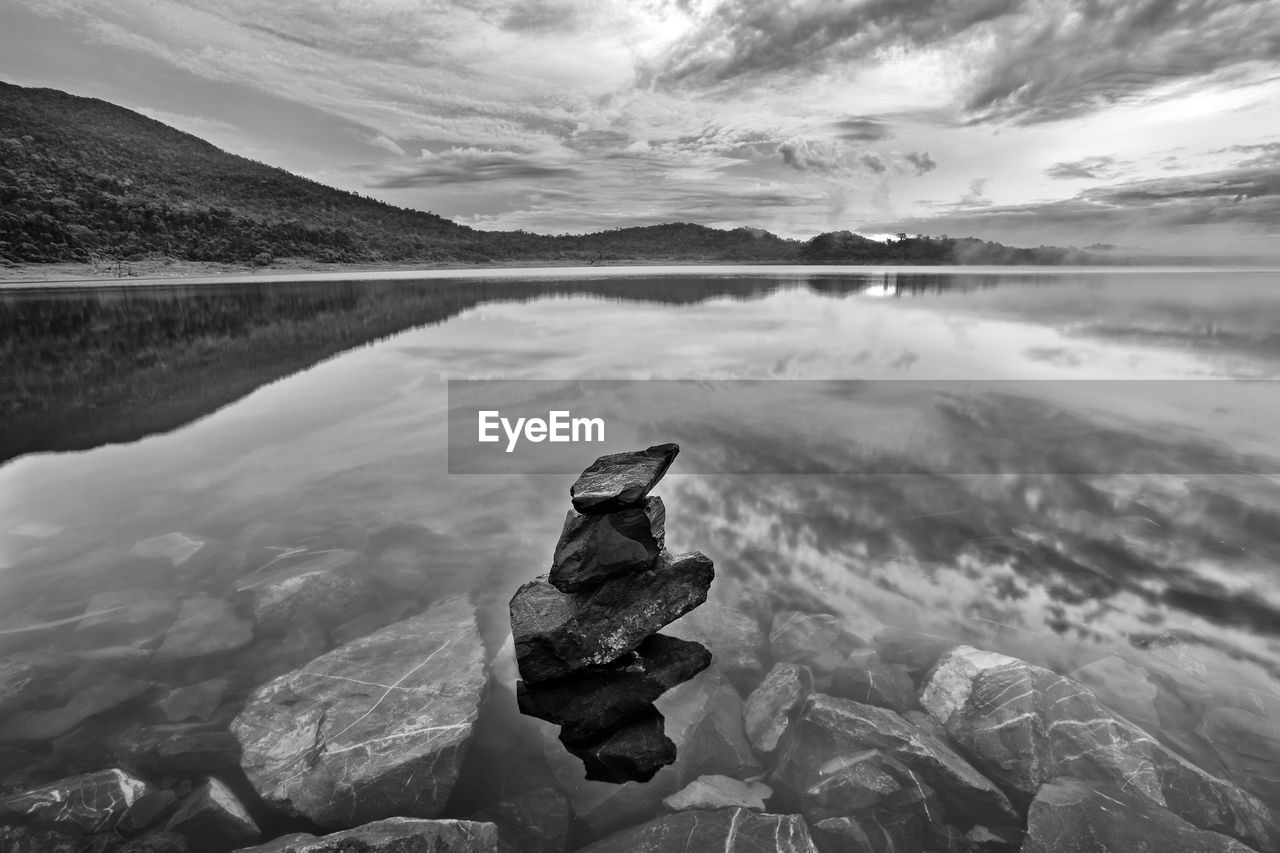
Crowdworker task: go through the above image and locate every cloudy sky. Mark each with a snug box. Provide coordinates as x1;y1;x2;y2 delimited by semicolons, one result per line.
3;0;1279;253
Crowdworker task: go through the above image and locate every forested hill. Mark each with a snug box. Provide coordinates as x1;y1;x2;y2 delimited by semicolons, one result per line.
0;82;1098;267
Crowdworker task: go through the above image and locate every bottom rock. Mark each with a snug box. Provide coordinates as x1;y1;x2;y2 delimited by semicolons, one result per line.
1022;777;1257;853
575;807;818;852
232;817;498;852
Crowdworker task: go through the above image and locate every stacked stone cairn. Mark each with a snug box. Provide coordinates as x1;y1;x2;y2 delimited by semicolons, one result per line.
510;443;716;783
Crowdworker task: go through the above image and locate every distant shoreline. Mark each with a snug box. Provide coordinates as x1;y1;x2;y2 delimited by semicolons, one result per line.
4;257;1277;290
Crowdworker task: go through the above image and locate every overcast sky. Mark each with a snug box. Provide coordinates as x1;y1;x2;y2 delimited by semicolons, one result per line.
3;0;1279;252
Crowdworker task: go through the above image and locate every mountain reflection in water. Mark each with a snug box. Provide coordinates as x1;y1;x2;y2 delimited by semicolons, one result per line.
1;267;1279;825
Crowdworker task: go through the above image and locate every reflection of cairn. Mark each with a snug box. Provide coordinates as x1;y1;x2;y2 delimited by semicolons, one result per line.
510;443;714;783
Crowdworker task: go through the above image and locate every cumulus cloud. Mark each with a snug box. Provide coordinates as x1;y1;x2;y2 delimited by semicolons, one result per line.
904;151;936;175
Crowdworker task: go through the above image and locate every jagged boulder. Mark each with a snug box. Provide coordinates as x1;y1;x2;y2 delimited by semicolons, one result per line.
166;777;259;853
772;693;1016;827
1021;777;1257;853
0;768;154;833
919;646;1280;851
232;595;486;828
511;552;713;683
550;498;665;592
568;443;679;514
575;807;817;853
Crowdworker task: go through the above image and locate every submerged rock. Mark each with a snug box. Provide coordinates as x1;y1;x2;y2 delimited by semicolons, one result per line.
784;747;943;827
0;673;152;743
236;549;373;635
663;775;772;811
1021;777;1256;853
575;807;818;853
511;552;713;683
153;597;254;664
569;443;680;514
919;646;1280;851
114;723;241;774
166;777;259;853
72;589;179;647
0;825;80;853
810;813;924;853
232;595;485;828
744;662;813;756
665;602;766;692
470;787;568;853
769;611;867;689
0;768;153;833
517;633;711;744
873;627;955;676
831;656;916;714
131;533;209;569
155;678;228;723
232;818;499;853
550;498;665;592
1197;706;1280;804
772;693;1016;827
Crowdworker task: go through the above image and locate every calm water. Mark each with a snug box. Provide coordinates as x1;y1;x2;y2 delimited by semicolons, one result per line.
2;266;1280;833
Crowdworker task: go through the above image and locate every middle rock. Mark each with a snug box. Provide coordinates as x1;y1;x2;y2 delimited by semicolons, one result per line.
549;497;665;593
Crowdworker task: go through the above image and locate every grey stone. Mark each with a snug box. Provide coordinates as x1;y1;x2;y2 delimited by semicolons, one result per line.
744;662;813;756
114;723;241;773
72;589;179;647
511;551;713;683
549;498;665;592
231;595;485;828
153;597;254;664
569;443;679;514
772;693;1016;827
662;775;772;811
0;768;153;833
1021;777;1256;853
156;678;228;723
231;818;498;852
575;807;817;853
167;778;259;853
235;549;374;635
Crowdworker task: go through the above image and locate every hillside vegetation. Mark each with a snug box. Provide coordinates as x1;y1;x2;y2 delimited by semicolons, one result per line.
0;82;1097;267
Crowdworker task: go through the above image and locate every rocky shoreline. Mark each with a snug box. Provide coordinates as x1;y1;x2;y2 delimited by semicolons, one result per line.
2;448;1278;852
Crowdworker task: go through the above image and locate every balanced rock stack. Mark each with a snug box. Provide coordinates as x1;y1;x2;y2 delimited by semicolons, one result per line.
510;443;715;783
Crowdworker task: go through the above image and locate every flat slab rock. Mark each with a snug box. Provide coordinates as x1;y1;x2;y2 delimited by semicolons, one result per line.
0;673;153;743
569;443;679;514
663;775;772;811
919;645;1280;851
0;768;153;833
232;818;498;852
576;807;818;853
153;596;254;664
231;595;486;828
549;497;665;592
511;551;713;683
1022;777;1257;853
236;549;374;635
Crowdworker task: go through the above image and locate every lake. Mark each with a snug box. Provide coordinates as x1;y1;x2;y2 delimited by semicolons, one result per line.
2;266;1279;848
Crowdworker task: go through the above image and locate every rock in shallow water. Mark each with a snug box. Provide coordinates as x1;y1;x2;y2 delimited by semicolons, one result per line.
166;777;260;853
517;633;710;744
769;611;867;689
744;662;813;756
236;549;374;635
919;645;1280;851
231;595;485;828
0;768;154;833
511;551;713;683
569;443;679;514
1021;777;1256;853
665;601;765;692
575;807;818;853
662;774;772;811
549;497;665;592
231;818;498;852
153;597;254;664
0;672;152;743
469;787;568;853
772;693;1017;827
1197;706;1280;805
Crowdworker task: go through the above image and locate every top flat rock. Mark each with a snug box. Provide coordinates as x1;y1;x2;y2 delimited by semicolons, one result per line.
569;444;679;514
